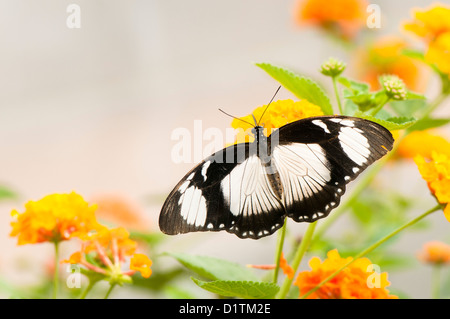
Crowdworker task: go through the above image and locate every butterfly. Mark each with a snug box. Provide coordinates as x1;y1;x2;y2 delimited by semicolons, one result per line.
159;100;394;239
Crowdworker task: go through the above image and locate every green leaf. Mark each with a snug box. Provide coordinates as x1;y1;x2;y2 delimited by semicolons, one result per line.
408;117;450;131
354;111;417;130
338;76;370;93
166;252;259;281
255;62;333;115
389;99;426;117
191;278;280;299
0;186;16;200
401;49;425;62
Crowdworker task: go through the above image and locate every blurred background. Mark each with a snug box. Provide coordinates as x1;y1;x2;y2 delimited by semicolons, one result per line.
0;0;449;298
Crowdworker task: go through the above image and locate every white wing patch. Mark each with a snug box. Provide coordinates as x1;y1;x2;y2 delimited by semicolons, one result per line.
178;185;207;227
272;143;331;208
338;126;370;166
221;155;282;219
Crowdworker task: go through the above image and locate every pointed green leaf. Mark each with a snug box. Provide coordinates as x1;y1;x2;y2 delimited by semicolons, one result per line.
338;76;370;93
191;278;280;299
354;111;417;131
166;252;259;281
255;62;334;115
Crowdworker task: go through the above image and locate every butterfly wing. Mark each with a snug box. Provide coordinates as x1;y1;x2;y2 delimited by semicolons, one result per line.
269;115;394;223
159;142;286;239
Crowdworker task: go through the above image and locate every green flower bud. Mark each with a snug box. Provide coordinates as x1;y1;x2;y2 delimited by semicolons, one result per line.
320;57;346;77
380;75;407;101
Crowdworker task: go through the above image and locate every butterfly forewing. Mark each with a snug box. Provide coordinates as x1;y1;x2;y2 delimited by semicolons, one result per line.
159;142;286;239
159;115;394;239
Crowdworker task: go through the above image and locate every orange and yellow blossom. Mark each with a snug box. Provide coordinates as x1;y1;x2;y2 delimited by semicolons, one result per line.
404;3;450;76
415;151;450;221
294;249;397;299
353;36;428;92
397;130;450;160
10;192;101;245
294;0;369;40
63;226;152;279
231;99;323;144
417;241;450;265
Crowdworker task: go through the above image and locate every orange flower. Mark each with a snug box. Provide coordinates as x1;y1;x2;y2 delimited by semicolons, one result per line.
130;254;153;278
397;131;450;160
404;4;450;76
353;36;428;92
63;226;152;280
294;0;369;40
415;151;450;221
294;249;397;299
417;241;450;265
231;99;323;143
279;253;295;280
91;194;150;231
10;192;101;245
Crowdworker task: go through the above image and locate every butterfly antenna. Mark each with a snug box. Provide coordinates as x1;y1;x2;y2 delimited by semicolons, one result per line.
257;85;281;126
218;108;254;127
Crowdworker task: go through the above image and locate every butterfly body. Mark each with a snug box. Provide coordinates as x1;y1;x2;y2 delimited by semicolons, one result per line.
159;116;394;239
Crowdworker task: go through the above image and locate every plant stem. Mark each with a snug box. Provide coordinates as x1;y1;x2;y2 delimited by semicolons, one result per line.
370;96;390;116
276;221;317;299
332;76;343;114
273;218;287;284
53;242;60;299
432;264;442;299
418;92;448;120
104;283;116;299
79;279;98;299
300;204;442;299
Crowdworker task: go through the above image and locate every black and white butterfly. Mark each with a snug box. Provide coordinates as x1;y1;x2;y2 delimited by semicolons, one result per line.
159;110;394;239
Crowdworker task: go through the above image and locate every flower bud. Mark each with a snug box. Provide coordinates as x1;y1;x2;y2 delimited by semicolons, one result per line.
320;57;346;77
380;75;407;100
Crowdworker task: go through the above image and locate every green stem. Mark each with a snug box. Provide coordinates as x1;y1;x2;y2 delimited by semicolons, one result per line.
79;279;96;299
53;241;60;299
104;283;116;299
417;92;448;120
432;264;442;299
276;221;317;299
332;76;343;114
273;218;287;284
301;204;442;299
369;96;390;116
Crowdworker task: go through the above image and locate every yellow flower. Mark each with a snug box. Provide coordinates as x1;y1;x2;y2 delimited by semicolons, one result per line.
231;99;324;143
63;226;152;280
417;241;450;265
10;192;101;245
404;3;450;75
415;151;450;221
294;249;397;299
353;36;428;92
425;31;450;75
404;4;450;42
397;130;450;160
294;0;369;40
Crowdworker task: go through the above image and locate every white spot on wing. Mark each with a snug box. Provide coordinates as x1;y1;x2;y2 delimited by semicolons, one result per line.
201;161;211;182
312;119;331;133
